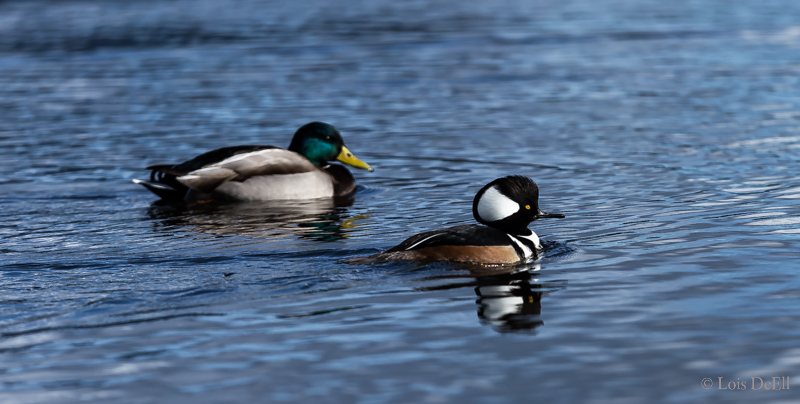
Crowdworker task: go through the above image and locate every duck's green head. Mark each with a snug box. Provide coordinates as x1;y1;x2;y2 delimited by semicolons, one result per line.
288;122;373;171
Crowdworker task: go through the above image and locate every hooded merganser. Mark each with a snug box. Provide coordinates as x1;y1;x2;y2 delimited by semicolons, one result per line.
371;176;564;266
133;122;373;202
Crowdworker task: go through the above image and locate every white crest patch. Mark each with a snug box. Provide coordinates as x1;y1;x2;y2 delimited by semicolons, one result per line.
476;186;520;222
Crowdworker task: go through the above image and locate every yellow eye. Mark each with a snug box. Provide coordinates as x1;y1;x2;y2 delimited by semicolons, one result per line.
525;205;531;210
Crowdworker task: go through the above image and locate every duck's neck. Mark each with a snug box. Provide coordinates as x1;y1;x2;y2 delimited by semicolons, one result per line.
289;138;336;167
488;219;534;238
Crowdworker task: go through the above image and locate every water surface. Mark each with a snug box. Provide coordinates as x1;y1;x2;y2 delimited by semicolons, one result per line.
2;0;800;403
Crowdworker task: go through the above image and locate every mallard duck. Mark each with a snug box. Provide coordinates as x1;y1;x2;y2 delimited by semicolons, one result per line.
133;121;373;202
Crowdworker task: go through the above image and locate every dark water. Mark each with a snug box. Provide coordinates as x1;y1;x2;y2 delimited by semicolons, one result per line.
2;0;800;402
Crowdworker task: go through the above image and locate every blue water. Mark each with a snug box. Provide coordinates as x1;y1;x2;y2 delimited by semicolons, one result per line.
2;0;800;403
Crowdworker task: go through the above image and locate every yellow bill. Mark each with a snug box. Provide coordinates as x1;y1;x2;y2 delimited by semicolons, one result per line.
336;146;374;172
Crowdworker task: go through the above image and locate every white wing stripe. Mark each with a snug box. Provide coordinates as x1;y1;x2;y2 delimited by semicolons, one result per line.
405;233;444;250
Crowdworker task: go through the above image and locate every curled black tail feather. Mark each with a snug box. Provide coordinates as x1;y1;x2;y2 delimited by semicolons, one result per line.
133;178;186;201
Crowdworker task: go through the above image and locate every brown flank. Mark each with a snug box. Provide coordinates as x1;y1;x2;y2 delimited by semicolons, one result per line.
386;245;520;265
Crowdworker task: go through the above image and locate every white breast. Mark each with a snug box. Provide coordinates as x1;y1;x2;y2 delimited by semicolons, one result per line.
517;232;541;249
507;231;541;261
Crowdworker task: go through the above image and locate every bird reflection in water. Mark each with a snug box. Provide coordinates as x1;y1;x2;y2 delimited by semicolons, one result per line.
475;267;555;333
145;197;367;242
420;262;566;334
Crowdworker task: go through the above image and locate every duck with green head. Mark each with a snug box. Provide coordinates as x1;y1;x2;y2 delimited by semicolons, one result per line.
133;122;373;202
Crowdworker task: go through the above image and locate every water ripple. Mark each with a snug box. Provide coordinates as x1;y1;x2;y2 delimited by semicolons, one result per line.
3;0;800;403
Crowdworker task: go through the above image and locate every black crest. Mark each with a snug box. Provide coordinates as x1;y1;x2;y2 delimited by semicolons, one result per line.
472;176;562;235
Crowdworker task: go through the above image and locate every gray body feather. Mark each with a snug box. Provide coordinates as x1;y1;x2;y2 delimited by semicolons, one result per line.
176;149;335;201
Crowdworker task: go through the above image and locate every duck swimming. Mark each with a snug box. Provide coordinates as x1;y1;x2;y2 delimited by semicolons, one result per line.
133;122;373;202
369;176;564;266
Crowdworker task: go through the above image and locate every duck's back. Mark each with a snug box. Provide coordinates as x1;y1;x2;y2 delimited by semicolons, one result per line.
162;145;280;176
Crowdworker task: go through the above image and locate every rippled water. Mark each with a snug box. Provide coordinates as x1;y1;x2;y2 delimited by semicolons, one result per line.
2;0;800;403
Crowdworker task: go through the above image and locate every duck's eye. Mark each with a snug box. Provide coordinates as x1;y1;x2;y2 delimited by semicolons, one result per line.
525;205;531;210
325;136;331;141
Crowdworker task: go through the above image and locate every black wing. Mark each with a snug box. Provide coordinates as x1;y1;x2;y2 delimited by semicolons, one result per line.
147;145;280;176
385;225;511;252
